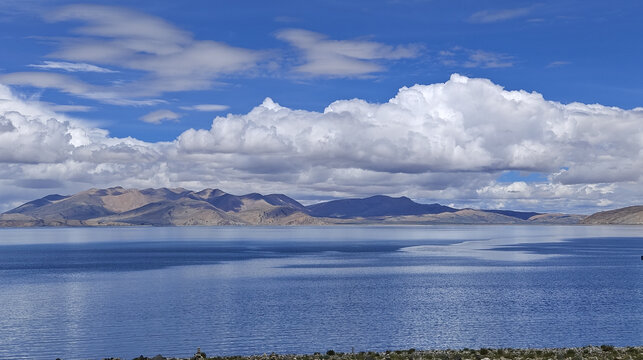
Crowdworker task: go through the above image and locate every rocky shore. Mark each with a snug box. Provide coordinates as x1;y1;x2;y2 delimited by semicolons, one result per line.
96;346;642;360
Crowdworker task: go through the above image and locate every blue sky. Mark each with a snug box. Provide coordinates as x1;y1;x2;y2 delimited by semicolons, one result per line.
0;0;641;213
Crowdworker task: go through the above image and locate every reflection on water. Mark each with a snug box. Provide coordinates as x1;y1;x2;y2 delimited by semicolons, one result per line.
0;225;641;360
399;236;562;261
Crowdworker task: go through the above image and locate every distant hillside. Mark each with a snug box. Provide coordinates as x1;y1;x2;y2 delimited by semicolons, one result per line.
0;187;587;227
0;187;322;227
306;195;456;218
581;205;643;225
482;209;541;220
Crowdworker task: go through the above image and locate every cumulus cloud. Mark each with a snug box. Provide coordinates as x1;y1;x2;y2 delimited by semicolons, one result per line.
0;75;642;214
475;181;622;212
0;111;74;163
28;61;117;73
180;104;229;112
276;29;421;76
0;83;162;164
140;109;181;124
174;74;642;182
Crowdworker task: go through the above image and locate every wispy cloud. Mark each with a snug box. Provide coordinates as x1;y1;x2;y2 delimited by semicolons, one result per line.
0;72;165;106
3;4;263;105
1;72;92;95
469;6;535;23
140;109;181;124
440;47;514;68
0;0;47;18
46;5;262;89
547;61;571;68
48;104;94;112
180;104;229;112
276;29;421;77
28;61;118;73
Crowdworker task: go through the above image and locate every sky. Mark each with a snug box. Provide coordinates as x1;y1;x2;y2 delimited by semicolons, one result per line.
0;0;642;214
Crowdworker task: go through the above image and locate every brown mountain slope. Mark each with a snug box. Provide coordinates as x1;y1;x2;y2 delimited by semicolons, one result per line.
376;209;525;224
85;198;241;226
0;187;315;226
527;213;587;224
581;206;643;225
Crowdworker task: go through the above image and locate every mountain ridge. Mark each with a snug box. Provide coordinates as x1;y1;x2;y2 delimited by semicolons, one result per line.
581;205;643;225
306;195;457;218
0;186;593;227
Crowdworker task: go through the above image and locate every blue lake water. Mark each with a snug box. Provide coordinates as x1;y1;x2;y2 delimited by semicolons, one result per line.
0;225;641;360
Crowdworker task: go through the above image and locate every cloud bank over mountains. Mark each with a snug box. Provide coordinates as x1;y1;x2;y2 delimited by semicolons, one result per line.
1;74;641;213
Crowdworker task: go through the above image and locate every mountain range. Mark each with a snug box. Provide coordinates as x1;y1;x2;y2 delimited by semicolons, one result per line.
0;186;634;227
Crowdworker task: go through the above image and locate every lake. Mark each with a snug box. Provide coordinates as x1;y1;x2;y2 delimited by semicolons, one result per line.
0;225;641;360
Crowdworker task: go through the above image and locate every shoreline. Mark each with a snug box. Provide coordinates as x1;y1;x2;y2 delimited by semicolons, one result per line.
99;346;642;360
7;222;643;229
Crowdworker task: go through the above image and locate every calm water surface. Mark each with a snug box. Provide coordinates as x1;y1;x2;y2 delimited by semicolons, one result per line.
0;225;641;360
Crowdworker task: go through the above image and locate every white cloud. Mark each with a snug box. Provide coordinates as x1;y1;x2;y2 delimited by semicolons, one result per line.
469;7;534;23
2;4;263;105
180;104;229;112
0;111;73;163
48;104;93;112
276;29;421;76
28;61;117;73
0;84;108;163
47;5;261;86
1;72;91;95
475;181;622;213
46;4;190;43
0;71;166;106
140;109;181;124
0;75;642;214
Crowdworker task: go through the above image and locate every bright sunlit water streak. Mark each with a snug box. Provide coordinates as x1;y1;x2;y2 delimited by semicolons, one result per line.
0;225;641;360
